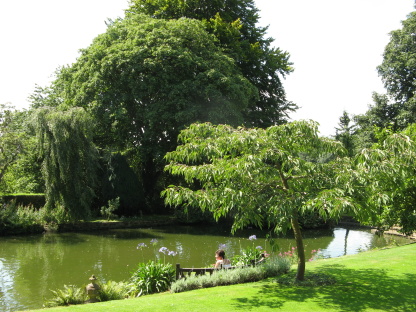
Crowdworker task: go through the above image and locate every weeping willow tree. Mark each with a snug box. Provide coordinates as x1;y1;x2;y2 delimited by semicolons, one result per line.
32;107;99;221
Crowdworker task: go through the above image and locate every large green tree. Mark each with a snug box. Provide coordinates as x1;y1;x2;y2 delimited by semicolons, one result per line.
335;111;356;157
352;128;416;235
378;11;416;104
31;107;99;220
373;9;416;130
0;103;24;185
126;0;295;127
344;10;416;147
162;121;358;281
351;92;401;151
31;15;257;212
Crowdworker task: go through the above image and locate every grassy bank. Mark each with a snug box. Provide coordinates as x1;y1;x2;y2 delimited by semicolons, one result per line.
26;243;416;312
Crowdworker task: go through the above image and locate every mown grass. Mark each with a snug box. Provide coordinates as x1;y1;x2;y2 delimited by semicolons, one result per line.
25;243;416;312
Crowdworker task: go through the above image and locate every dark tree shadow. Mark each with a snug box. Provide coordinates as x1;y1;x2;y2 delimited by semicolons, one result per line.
232;265;416;311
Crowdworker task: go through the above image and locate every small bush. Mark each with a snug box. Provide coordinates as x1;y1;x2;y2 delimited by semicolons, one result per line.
0;200;44;235
198;274;216;288
171;267;268;293
171;254;292;294
170;275;201;293
98;280;137;301
44;285;86;307
100;197;120;220
130;260;175;295
262;255;291;277
232;246;263;266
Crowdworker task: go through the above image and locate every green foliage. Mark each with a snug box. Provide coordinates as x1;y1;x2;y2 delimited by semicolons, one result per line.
232;247;262;266
171;257;291;294
100;197;120;220
127;0;295;128
98;280;137;301
0;104;40;193
0;198;76;235
351;10;416;150
97;153;146;216
163;121;351;281
173;206;216;224
32;15;258;214
378;11;416;104
0;200;44;235
1;194;45;208
130;260;175;295
352;93;402;151
335;111;356;157
350;130;416;235
299;209;331;229
31;107;99;221
44;285;86;307
262;255;291;277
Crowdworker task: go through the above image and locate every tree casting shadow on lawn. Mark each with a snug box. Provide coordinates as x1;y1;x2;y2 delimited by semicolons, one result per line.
232;264;416;312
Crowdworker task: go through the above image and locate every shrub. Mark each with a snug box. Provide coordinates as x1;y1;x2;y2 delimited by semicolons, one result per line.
0;200;44;235
170;275;201;293
98;280;137;301
130;260;175;295
44;285;86;307
198;274;216;288
232;246;263;266
262;255;291;277
171;266;270;293
100;197;120;220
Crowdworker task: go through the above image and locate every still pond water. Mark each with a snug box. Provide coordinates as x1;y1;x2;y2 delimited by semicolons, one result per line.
0;225;412;312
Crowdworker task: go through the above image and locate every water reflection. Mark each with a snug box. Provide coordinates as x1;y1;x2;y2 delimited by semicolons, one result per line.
0;225;412;312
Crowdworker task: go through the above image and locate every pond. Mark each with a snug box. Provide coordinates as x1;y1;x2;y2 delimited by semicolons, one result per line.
0;225;412;312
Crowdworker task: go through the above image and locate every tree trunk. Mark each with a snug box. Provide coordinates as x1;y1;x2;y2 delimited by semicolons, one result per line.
291;212;306;281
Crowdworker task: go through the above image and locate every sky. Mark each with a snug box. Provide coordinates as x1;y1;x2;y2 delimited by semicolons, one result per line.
0;0;414;136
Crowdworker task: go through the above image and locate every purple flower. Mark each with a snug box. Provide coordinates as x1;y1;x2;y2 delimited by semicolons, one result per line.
255;246;263;250
150;239;158;245
248;235;257;241
137;243;147;249
159;247;169;254
168;251;177;256
218;244;227;249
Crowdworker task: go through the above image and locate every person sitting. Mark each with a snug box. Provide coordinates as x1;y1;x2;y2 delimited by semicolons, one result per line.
214;249;231;268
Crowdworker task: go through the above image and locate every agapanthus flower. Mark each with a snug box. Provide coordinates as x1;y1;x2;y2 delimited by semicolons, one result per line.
150;239;158;245
218;244;227;249
137;243;147;249
168;250;177;256
159;247;169;254
256;246;263;250
248;235;257;241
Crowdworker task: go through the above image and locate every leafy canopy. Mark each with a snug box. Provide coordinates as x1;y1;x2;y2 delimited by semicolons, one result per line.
353;128;416;235
163;121;352;280
127;0;295;127
378;11;416;104
31;107;98;220
0;104;25;186
30;15;258;212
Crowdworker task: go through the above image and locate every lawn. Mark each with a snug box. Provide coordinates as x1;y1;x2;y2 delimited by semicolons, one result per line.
26;243;416;312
